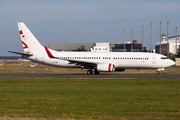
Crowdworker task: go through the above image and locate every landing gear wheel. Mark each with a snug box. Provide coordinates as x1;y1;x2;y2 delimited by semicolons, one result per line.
94;69;100;74
87;70;93;74
156;71;160;75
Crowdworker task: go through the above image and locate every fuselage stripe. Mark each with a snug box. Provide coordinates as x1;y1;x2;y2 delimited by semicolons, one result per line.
108;63;111;72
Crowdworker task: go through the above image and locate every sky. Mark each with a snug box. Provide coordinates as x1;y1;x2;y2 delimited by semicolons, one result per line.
0;0;180;56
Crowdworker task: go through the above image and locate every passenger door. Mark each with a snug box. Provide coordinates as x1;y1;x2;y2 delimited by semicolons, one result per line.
152;56;156;63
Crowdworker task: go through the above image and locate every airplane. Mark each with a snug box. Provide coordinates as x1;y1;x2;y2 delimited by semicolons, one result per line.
18;58;30;62
8;22;175;75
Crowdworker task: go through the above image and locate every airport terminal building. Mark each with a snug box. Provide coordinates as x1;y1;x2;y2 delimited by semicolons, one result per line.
155;34;180;55
49;39;145;52
111;39;145;52
49;43;94;51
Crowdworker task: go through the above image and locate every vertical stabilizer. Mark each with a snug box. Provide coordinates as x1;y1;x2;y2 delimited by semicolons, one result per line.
17;22;44;54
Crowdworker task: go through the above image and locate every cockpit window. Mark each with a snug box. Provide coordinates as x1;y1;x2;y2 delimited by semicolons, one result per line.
161;57;167;60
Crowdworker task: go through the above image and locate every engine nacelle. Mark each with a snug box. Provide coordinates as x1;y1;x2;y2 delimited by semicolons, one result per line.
97;63;115;72
115;68;125;72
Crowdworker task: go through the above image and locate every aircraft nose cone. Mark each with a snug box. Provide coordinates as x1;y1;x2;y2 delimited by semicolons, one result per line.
169;60;175;66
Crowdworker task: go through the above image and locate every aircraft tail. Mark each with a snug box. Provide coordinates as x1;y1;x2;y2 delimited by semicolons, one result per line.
17;22;44;54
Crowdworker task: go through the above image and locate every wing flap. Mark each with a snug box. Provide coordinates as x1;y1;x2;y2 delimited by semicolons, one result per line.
67;59;97;68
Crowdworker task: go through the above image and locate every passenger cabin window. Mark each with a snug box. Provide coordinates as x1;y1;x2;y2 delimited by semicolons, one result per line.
161;57;167;60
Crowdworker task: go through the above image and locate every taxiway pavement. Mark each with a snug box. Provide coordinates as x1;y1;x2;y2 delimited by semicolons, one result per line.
0;73;179;79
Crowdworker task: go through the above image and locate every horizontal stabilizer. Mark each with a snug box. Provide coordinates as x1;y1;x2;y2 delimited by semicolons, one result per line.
7;51;32;56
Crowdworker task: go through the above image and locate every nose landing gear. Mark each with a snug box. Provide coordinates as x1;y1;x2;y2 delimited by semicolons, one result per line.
156;68;165;75
156;71;160;75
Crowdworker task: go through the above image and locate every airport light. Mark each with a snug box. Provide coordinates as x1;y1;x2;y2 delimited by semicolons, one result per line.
131;28;133;52
142;25;144;51
124;29;125;52
175;26;180;56
167;21;171;59
160;21;164;54
150;23;152;53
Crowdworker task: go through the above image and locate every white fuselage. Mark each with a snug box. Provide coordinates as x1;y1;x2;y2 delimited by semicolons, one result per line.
27;50;175;70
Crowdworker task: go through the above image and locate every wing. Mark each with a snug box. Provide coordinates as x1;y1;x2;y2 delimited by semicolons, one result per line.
44;46;97;69
66;59;97;69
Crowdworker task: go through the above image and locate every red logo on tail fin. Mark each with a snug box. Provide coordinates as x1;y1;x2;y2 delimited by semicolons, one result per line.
19;30;23;35
22;41;28;49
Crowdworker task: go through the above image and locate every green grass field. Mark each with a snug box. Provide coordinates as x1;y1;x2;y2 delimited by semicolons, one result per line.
0;78;180;120
1;62;180;74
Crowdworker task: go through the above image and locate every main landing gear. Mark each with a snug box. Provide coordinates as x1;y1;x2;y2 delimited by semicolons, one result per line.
87;69;100;74
94;69;100;74
87;69;93;74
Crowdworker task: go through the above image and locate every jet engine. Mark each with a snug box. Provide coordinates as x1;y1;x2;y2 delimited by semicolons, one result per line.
97;63;115;72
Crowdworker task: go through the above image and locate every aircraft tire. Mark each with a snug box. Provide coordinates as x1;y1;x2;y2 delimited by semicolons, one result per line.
94;69;100;74
87;70;93;74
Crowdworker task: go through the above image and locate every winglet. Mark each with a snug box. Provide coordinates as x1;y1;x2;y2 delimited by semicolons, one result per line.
90;48;94;52
44;46;55;58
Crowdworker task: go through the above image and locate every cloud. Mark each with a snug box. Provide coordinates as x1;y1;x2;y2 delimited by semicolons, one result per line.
0;0;180;22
